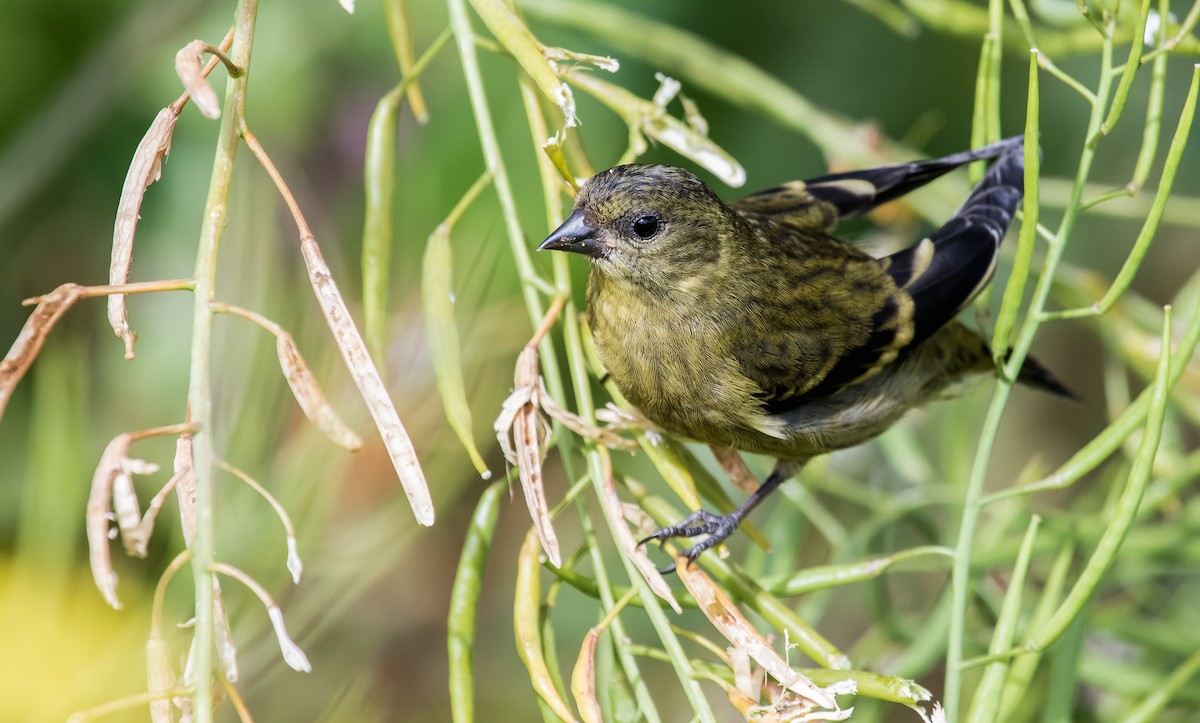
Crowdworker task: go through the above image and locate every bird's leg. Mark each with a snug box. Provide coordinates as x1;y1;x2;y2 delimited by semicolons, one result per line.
640;460;802;572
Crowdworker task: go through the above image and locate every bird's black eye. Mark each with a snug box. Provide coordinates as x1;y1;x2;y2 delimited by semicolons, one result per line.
631;214;661;240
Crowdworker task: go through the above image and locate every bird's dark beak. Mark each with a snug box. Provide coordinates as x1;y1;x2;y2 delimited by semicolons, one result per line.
538;210;603;258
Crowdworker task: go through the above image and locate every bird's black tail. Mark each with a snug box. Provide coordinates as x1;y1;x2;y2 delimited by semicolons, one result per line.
882;138;1026;346
1014;353;1081;401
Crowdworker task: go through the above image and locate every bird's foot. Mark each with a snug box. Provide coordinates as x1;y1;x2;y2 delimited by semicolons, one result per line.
638;509;744;574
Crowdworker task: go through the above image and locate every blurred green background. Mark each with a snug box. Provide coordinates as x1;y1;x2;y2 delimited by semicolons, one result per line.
2;0;1197;721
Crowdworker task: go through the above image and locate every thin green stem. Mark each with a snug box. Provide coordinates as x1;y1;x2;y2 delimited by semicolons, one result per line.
385;0;429;122
578;502;664;723
1138;0;1200;64
186;1;258;720
992;50;1041;358
362;27;452;361
963;515;1040;721
446;0;566;402
995;544;1073;720
986;0;1003;143
1129;0;1170;193
1080;185;1139;210
1008;0;1099;102
1007;0;1037;48
448;480;504;723
1039;178;1200;227
1021;306;1173;653
970;34;998;184
943;18;1116;720
985;292;1200;503
1042;65;1200;322
1100;0;1151;135
1122;648;1200;723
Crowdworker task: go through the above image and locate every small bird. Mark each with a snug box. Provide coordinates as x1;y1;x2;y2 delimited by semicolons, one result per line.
539;136;1070;569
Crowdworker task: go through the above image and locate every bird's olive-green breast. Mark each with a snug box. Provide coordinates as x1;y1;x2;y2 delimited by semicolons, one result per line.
573;164;900;452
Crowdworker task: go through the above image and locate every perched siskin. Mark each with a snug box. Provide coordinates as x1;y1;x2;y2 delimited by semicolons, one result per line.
539;136;1071;568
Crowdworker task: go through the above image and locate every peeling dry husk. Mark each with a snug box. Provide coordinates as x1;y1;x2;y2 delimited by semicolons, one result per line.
1;283;84;422
468;0;579;126
276;332;364;451
597;455;680;613
711;445;760;496
112;455;161;556
540;387;637;451
86;433;139;608
174;433;197;543
675;559;843;713
146;636;177;723
544;46;619;73
131;472;183;557
494;330;641;567
175;40;221;119
298;233;432;525
570;589;635;723
88;426;192;608
109;109;179;360
730;645;761;701
495;347;561;567
564;69;746;187
213;577;240;682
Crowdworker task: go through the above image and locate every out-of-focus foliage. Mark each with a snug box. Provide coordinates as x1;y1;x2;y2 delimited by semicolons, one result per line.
2;0;1198;721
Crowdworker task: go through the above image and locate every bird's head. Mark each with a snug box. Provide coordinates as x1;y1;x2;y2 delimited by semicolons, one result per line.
539;164;736;291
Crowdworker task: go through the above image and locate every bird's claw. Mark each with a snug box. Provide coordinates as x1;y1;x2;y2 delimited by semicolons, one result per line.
637;508;743;574
637;509;725;545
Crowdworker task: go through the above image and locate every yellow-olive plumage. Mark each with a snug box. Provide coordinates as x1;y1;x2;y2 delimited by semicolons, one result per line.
540;137;1070;567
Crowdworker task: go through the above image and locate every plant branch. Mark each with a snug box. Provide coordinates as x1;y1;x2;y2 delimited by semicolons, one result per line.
240;126;432;523
185;1;259;719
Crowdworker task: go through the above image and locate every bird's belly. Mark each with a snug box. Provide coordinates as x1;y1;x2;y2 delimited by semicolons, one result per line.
772;389;912;456
767;333;994;458
588;278;990;461
590;307;908;457
596;326;975;461
590;305;769;450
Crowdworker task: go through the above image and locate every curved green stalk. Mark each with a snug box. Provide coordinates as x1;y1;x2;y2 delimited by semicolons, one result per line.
448;480;505;723
991;50;1041;358
186;1;259;720
423;171;495;477
943;18;1116;719
1122;648;1200;723
1045;65;1200;321
1129;0;1170;193
1023;307;1172;653
1100;0;1152;135
446;0;569;417
964;515;1040;722
362;27;452;362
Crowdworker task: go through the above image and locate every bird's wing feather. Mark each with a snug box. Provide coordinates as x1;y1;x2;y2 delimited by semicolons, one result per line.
731;136;1023;233
880;143;1023;346
740;139;1025;409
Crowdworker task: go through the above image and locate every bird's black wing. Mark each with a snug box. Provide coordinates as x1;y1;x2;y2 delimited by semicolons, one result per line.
751;140;1026;406
731;136;1023;233
879;140;1024;347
